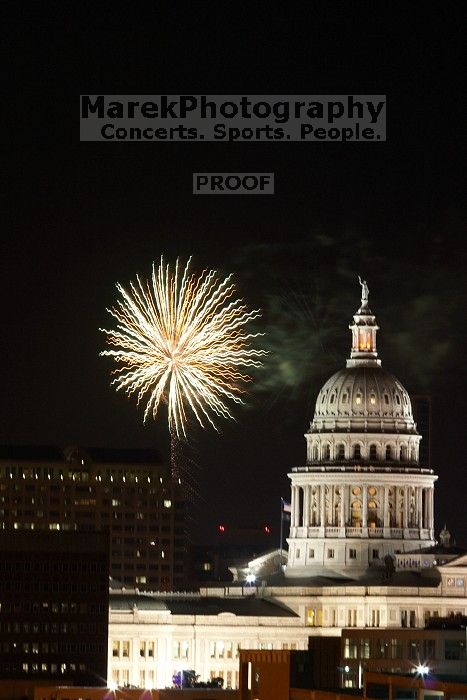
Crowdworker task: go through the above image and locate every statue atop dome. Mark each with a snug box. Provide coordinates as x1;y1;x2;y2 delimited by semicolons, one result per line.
358;275;369;308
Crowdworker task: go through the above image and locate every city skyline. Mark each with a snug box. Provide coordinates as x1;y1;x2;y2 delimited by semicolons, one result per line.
3;6;465;544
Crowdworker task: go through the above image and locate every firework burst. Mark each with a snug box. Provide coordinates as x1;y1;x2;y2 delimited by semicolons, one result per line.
100;257;265;438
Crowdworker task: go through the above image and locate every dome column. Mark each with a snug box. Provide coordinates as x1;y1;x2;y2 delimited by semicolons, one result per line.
303;485;310;528
291;485;297;529
403;485;409;533
319;485;325;532
428;487;434;536
417;486;423;529
362;484;368;530
383;485;390;536
339;488;345;529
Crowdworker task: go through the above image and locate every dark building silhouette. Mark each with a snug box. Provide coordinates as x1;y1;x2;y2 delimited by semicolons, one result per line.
0;530;109;686
0;446;189;591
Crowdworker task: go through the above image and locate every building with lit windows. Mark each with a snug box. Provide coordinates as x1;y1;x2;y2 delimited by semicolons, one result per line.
0;530;108;687
108;589;300;689
107;555;467;690
0;446;188;591
340;618;467;687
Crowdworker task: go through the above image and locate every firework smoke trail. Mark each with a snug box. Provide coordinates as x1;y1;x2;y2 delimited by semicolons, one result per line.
100;257;265;478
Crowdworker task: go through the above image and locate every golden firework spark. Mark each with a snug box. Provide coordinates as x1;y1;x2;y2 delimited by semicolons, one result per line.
100;257;265;437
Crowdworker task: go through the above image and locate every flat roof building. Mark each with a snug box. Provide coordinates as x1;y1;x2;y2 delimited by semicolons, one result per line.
0;446;189;591
0;530;109;689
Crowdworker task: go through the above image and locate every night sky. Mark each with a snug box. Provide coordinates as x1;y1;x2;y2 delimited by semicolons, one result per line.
3;6;466;544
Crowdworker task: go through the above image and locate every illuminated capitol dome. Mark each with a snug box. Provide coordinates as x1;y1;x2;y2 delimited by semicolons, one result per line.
286;278;437;578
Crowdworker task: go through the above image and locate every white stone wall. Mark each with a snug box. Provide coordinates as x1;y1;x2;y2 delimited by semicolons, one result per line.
108;570;467;690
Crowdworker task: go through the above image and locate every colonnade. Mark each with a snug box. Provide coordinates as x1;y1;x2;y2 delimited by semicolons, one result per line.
290;483;435;532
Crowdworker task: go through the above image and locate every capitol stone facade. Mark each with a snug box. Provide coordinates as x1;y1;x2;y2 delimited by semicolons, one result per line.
286;279;437;577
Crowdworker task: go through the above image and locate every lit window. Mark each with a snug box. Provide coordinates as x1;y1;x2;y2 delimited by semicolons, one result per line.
164;500;172;508
344;638;358;659
370;394;376;405
360;638;370;658
307;608;323;626
355;394;362;405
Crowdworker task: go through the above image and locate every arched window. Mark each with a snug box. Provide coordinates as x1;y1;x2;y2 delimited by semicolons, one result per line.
323;444;331;460
337;444;345;460
312;445;318;461
330;394;335;404
395;394;401;405
385;445;392;460
353;444;361;459
369;444;377;460
355;392;363;405
384;394;389;405
369;393;376;405
342;393;348;404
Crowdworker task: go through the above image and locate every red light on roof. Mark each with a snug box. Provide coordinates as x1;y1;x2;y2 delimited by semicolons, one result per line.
218;524;225;532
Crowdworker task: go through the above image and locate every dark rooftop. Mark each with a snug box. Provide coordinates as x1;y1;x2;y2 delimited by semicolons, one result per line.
0;445;164;465
110;592;298;617
0;445;64;461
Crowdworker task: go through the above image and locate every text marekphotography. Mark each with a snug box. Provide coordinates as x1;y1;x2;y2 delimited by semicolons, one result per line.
80;95;386;142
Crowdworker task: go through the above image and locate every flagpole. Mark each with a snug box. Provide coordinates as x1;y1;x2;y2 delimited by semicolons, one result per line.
279;498;283;567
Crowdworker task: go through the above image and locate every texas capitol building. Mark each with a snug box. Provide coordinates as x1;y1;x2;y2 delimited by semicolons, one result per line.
107;282;466;691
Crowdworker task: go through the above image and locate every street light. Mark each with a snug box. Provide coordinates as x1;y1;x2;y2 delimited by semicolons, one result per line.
415;664;430;676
